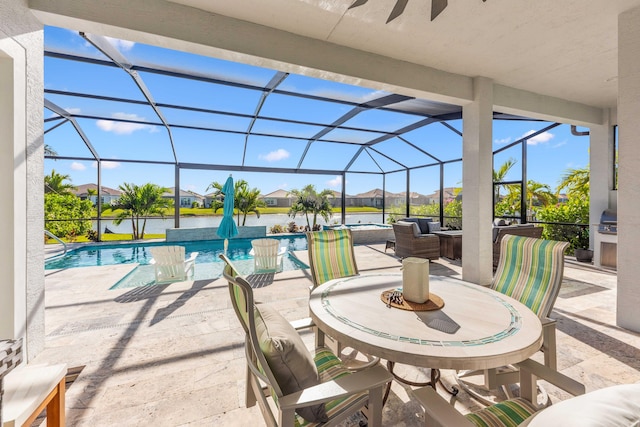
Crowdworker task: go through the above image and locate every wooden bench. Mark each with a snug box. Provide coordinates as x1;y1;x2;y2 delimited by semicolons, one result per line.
3;363;66;427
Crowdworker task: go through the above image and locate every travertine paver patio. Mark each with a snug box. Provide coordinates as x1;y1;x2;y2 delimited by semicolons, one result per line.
36;243;640;426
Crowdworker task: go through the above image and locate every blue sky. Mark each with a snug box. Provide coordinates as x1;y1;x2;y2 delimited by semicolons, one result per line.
44;26;590;197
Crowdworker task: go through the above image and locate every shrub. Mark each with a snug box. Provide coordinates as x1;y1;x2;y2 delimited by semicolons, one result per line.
537;197;590;252
286;221;298;233
269;224;284;234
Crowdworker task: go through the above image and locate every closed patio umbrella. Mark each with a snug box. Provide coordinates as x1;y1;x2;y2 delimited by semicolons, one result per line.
217;175;238;252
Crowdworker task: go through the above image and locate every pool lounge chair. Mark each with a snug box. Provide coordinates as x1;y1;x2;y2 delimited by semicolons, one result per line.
149;246;198;284
249;238;287;273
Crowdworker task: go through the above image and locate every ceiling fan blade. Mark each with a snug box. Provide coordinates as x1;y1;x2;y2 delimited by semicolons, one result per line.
348;0;368;9
387;0;409;23
431;0;448;21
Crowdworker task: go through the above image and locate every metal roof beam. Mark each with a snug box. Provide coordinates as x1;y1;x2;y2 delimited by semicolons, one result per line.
44;99;100;161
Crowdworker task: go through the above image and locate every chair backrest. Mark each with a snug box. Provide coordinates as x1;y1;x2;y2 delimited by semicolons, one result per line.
150;246;186;265
492;235;569;319
150;246;187;281
219;254;285;398
251;238;281;272
306;229;359;288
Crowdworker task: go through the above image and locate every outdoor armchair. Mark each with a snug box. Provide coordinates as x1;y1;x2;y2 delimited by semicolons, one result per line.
249;238;287;273
149;246;198;284
457;235;569;404
219;253;392;427
392;221;440;260
414;358;588;427
305;229;380;370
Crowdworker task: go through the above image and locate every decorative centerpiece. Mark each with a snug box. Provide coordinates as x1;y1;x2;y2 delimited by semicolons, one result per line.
402;257;430;303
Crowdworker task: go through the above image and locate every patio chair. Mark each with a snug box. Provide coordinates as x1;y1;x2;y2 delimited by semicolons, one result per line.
249;238;287;273
414;358;590;427
457;235;569;404
219;253;392;427
149;246;198;284
306;229;379;370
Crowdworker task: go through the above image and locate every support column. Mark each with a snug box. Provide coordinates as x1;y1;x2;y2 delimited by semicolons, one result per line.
0;0;45;359
461;77;494;286
617;5;640;332
589;110;615;269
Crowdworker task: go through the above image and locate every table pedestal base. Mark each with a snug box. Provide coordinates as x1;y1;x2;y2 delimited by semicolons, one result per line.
383;361;458;404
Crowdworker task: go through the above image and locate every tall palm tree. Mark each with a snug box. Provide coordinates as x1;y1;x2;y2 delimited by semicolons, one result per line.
557;165;589;198
493;157;517;202
288;184;334;230
112;183;171;239
44;169;76;195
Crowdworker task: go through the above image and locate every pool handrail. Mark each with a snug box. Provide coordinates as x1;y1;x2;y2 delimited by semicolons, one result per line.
44;230;67;259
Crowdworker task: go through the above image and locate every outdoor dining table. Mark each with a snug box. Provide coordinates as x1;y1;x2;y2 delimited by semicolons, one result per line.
308;273;543;400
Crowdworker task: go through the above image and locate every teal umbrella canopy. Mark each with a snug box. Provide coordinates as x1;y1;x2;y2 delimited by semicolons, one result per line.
217;175;238;240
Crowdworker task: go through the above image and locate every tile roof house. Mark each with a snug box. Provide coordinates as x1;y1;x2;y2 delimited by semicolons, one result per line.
73;183;122;206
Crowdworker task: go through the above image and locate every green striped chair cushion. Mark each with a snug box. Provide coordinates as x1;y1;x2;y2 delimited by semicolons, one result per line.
465;397;538;427
306;229;359;287
295;348;366;427
492;235;568;318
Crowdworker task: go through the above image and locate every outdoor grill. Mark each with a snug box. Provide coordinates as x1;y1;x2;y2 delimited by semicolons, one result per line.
598;209;618;234
595;209;617;269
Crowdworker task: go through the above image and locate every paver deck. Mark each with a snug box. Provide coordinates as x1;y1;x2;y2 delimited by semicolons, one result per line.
35;243;639;426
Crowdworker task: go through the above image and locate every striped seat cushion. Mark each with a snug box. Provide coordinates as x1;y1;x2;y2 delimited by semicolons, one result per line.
307;229;359;287
465;397;538;427
492;235;568;318
295;348;366;427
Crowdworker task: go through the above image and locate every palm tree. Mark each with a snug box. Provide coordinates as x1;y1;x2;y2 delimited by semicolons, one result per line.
235;185;266;226
112;183;171;239
44;144;58;157
44;169;76;195
557;165;589;198
207;178;264;226
500;180;556;220
493;158;516;202
288;185;334;230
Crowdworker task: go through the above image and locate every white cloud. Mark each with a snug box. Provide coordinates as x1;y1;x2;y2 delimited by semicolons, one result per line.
105;36;135;52
494;137;512;145
96;112;151;135
92;161;121;170
70;162;86;171
327;176;345;188
259;148;290;162
65;107;81;115
523;130;554;145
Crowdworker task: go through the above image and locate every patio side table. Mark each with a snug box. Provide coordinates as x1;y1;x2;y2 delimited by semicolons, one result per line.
433;230;463;260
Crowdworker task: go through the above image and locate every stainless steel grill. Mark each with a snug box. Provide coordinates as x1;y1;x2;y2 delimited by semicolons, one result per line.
598;209;617;234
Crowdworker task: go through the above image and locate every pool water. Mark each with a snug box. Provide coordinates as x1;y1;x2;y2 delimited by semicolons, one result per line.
45;236;310;289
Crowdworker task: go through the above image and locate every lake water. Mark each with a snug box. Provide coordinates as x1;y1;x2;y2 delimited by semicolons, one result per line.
96;212;388;234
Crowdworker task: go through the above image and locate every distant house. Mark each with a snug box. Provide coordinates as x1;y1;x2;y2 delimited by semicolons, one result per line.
425;187;460;204
352;188;405;207
260;189;292;207
73;183;122;206
163;187;205;208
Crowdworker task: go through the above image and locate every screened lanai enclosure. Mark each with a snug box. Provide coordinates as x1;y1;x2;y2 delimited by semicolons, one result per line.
43;27;574;240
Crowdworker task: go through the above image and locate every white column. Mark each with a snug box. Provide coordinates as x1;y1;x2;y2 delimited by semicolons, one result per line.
462;77;494;286
589;110;615;269
0;0;45;359
617;5;640;332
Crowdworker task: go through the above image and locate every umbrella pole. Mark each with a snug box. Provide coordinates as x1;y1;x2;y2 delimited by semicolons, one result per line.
224;238;229;253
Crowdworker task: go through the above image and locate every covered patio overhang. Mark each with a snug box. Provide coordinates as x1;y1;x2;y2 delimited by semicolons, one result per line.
1;0;637;362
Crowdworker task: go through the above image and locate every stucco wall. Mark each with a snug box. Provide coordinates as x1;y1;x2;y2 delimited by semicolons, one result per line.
0;0;44;359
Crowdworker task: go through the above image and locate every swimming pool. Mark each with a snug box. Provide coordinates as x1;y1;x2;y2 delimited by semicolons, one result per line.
45;236;310;289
